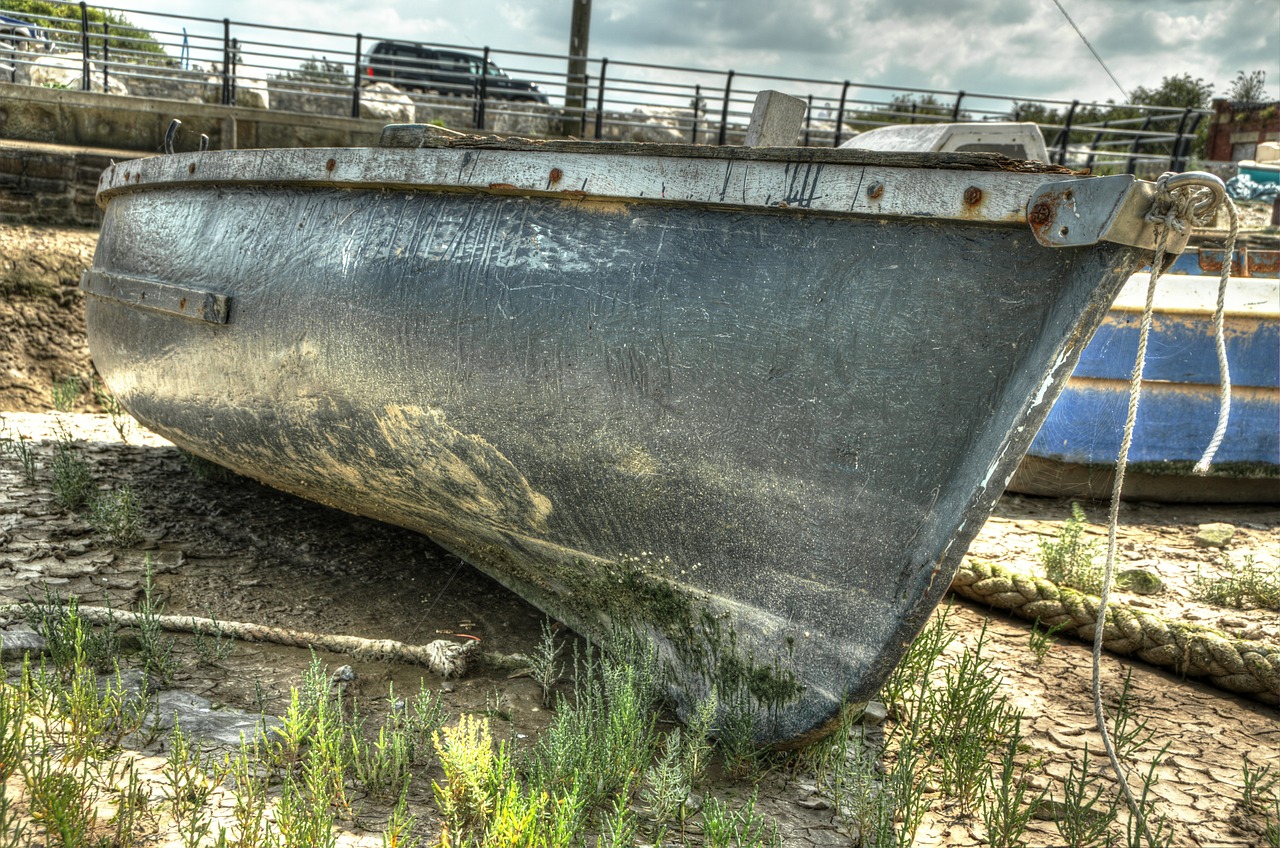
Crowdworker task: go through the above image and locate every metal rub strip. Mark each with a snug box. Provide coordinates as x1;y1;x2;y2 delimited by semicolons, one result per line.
92;147;1199;255
80;271;231;325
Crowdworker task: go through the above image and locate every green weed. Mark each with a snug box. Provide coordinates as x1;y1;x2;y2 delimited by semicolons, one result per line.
529;617;565;708
136;559;177;685
1040;502;1103;593
161;722;216;848
51;376;82;412
1028;616;1068;664
88;484;143;547
50;419;93;511
980;716;1046;848
701;790;781;848
192;608;234;666
0;416;38;486
1191;554;1280;611
1055;746;1119;848
92;377;133;443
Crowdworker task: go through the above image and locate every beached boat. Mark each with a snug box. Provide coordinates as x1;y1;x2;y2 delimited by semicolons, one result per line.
1009;247;1280;503
81;122;1217;743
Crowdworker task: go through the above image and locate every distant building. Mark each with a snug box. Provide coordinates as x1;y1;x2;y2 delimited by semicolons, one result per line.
1206;98;1280;162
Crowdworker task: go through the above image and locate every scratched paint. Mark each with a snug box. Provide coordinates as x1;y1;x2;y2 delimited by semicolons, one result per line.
85;143;1149;743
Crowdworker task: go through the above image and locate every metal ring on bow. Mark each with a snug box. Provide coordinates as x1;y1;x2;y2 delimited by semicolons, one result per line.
1159;171;1226;223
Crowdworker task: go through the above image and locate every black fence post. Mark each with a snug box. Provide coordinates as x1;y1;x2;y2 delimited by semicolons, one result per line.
1125;113;1155;175
102;21;109;92
717;70;734;145
1054;99;1078;166
1085;119;1109;173
1174;111;1205;172
579;72;590;137
803;94;813;146
475;46;490;130
593;57;608;139
833;80;850;147
691;84;702;143
229;37;238;106
1169;107;1192;171
351;33;363;119
221;19;231;105
951;90;965;120
79;2;90;91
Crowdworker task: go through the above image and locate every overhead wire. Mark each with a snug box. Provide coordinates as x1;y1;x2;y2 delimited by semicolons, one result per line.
1047;0;1130;101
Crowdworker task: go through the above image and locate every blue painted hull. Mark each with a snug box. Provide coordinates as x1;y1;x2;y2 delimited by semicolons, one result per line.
1013;269;1280;502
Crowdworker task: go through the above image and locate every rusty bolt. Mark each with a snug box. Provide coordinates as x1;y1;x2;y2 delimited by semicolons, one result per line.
1028;201;1054;227
549;167;563;183
867;181;884;200
188;162;197;175
963;186;982;205
325;158;337;172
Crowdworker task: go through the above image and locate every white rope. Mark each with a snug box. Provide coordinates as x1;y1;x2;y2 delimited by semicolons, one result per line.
1093;175;1232;848
1193;198;1238;473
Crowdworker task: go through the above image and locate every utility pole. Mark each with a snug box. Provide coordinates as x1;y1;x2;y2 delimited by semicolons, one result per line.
564;0;591;136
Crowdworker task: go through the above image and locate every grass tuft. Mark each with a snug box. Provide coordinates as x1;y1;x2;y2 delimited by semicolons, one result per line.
1040;502;1103;593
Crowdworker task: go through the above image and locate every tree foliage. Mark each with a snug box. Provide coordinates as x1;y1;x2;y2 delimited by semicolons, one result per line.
852;93;970;130
1127;73;1214;110
275;56;348;87
0;1;165;59
1228;69;1269;105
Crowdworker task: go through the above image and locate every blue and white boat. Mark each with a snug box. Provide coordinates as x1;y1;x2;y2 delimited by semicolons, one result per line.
1010;245;1280;503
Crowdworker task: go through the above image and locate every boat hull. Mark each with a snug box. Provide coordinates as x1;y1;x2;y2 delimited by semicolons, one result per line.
1011;272;1280;503
84;143;1149;742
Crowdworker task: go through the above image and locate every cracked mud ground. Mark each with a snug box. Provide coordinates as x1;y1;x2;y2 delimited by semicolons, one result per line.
1;222;1277;846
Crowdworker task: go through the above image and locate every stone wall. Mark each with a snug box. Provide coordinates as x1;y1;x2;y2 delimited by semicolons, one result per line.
0;144;129;226
0;82;387;153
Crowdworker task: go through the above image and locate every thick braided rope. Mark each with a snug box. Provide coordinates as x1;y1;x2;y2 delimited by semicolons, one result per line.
2;604;479;679
951;557;1279;705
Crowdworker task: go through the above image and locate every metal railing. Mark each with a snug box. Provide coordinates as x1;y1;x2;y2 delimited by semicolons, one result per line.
0;2;1211;173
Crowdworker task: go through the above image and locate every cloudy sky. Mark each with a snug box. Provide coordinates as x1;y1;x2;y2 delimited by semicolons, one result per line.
125;0;1277;107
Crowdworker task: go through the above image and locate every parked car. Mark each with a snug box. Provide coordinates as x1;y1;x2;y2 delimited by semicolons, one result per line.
364;41;547;103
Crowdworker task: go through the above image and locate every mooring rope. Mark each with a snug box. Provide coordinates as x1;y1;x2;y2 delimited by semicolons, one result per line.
1194;196;1238;474
2;604;480;679
1093;173;1238;847
950;557;1278;704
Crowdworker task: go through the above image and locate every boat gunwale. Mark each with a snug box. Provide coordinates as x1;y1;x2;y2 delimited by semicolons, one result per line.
94;142;1131;238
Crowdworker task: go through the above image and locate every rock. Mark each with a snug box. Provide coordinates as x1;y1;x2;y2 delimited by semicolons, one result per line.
150;690;282;750
797;795;832;810
1115;568;1164;595
0;626;47;661
18;53;129;95
331;664;356;683
858;700;888;726
359;82;414;123
1195;523;1235;548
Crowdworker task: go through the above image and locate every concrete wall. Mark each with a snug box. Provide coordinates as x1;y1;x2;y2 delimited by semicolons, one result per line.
0;82;389;153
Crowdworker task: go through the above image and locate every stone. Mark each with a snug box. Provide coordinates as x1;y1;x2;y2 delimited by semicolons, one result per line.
358;82;413;123
858;700;888;726
0;626;47;661
1115;568;1164;595
149;690;282;750
1194;523;1235;548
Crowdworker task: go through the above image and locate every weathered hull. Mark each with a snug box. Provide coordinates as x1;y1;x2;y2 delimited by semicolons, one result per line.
84;139;1162;743
1010;272;1280;503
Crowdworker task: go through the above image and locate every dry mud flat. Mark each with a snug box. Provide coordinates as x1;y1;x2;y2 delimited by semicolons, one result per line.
1;220;1278;845
2;415;1278;847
